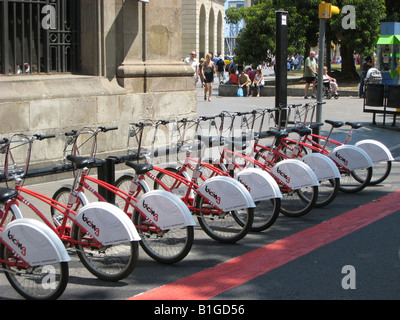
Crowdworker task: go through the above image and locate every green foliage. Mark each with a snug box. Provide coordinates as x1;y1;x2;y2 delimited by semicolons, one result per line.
226;0;388;74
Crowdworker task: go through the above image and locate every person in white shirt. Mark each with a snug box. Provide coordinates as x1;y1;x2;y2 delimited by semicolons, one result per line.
184;51;199;84
323;66;339;97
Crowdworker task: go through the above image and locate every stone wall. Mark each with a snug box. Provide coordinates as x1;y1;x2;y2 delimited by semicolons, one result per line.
0;0;197;180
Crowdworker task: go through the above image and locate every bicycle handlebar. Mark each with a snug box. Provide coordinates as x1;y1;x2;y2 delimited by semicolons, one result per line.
34;134;56;140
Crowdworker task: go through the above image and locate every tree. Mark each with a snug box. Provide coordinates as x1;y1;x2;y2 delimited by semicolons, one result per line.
225;0;321;66
329;0;386;78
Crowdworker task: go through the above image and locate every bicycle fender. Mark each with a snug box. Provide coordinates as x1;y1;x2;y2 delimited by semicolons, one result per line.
74;202;140;245
136;190;196;230
301;153;341;180
2;218;70;266
197;176;256;211
355;139;394;163
329;145;374;170
236;168;282;201
271;159;320;189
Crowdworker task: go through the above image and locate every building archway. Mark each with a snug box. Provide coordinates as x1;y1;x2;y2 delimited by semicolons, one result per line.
181;0;225;59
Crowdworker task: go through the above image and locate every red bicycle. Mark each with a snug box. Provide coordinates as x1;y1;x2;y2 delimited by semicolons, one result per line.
115;119;256;243
1;133;140;282
51;126;196;264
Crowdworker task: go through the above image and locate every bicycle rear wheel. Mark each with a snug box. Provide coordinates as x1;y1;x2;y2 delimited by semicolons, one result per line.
1;243;69;300
316;178;340;207
134;210;194;264
280;186;318;217
339;167;372;193
369;161;392;185
195;195;254;243
117;174;195;264
73;224;139;281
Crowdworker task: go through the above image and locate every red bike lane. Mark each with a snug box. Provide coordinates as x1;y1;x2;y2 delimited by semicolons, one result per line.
129;189;400;300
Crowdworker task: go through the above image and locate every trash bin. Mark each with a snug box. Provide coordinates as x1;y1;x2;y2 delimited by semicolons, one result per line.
387;84;400;109
365;83;385;106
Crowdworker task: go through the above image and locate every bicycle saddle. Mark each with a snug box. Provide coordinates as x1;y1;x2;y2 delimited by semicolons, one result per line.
0;187;18;203
325;120;344;128
345;122;363;129
125;162;153;174
289;127;312;137
66;155;97;169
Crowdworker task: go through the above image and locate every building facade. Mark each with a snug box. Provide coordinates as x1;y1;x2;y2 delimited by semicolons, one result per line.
0;0;198;173
182;0;225;59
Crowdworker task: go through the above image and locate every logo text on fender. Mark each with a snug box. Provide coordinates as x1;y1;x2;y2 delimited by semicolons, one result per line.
276;166;291;184
81;213;100;236
142;200;159;222
335;152;348;166
205;185;221;204
7;230;26;256
237;177;251;192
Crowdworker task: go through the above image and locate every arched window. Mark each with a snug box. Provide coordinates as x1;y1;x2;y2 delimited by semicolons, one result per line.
0;0;80;75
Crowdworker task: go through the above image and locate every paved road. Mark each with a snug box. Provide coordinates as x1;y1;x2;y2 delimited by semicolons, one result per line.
1;82;399;306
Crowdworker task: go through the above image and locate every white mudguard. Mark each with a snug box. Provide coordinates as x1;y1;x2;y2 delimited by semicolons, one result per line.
301;153;341;181
271;159;320;189
236;168;282;201
136;190;196;230
329;145;374;171
197;176;256;211
74;202;140;246
2;218;70;266
355;139;394;163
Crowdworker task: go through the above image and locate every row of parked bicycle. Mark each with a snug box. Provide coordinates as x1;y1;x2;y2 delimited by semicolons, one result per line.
0;102;393;299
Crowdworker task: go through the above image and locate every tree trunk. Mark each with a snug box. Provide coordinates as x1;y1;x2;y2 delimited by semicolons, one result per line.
340;44;358;79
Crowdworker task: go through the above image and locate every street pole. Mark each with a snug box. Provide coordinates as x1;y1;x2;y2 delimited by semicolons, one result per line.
316;17;326;137
275;10;288;129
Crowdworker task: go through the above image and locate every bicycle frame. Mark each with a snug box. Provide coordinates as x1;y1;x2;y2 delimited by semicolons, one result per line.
128;120;255;213
205;111;320;192
60;126;196;230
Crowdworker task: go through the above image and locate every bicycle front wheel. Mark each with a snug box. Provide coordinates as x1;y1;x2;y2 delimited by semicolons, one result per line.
73;224;139;281
134;210;194;264
1;243;69;300
280;186;318;217
195;195;254;243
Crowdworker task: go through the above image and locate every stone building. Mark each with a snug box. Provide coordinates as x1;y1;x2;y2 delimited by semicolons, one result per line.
182;0;225;59
0;0;202;174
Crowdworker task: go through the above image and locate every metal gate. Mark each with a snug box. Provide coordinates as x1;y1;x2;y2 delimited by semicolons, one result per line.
0;0;80;75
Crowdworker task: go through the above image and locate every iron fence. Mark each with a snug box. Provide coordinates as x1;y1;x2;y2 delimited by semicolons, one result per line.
0;0;80;75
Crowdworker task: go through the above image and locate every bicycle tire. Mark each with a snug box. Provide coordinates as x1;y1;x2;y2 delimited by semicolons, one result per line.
339;166;372;193
116;175;194;264
1;243;69;300
369;161;392;185
279;185;318;217
315;178;340;207
133;210;194;264
73;223;139;281
246;198;281;232
195;195;254;243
